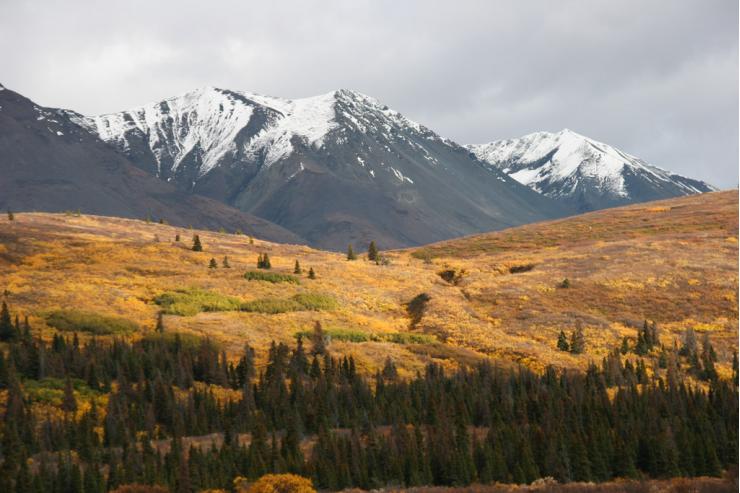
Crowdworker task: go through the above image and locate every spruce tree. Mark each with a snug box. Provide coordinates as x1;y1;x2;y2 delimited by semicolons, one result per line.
263;253;271;269
62;377;77;414
0;301;13;341
367;241;378;261
175;234;180;242
311;321;327;355
347;244;356;260
294;260;302;274
208;258;218;269
569;324;585;354
192;235;203;252
557;330;569;351
308;267;316;279
7;209;14;221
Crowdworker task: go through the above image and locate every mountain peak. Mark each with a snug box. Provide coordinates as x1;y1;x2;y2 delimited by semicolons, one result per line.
468;130;715;211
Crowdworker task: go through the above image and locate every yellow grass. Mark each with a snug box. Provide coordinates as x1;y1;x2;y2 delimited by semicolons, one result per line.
0;191;737;376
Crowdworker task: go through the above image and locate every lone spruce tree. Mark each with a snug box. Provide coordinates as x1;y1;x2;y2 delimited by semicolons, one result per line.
294;260;302;274
347;244;357;260
0;301;13;341
367;241;378;261
556;330;569;351
308;267;316;279
6;210;14;221
192;235;203;252
209;258;218;269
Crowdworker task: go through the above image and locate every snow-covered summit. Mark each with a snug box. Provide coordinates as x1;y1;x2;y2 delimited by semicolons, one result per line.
77;86;435;180
468;129;716;211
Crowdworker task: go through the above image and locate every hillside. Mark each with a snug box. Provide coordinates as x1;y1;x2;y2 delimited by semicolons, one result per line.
0;191;736;376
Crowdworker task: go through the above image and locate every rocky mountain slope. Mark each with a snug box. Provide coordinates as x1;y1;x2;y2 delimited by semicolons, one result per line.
0;84;303;244
468;129;716;212
73;87;570;249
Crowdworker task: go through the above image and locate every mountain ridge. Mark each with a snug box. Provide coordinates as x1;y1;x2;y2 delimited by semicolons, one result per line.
468;128;716;212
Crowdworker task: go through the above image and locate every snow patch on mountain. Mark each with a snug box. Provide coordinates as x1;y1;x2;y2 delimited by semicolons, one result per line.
469;129;714;200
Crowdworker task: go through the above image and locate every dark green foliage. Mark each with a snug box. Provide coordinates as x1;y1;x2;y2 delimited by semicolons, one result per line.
508;263;535;274
557;330;569;351
308;267;316;279
367;241;378;262
620;336;630;354
0;301;736;492
156;312;165;333
7;209;14;221
244;271;299;284
0;300;15;341
569;323;585;354
191;235;203;252
438;268;465;285
347;244;356;261
208;258;218;269
175;234;180;242
257;253;272;269
45;309;138;335
406;293;431;329
559;278;570;288
294;260;302;274
311;321;327;355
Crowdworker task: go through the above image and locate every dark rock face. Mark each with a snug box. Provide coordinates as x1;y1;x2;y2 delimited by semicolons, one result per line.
0;84;303;244
80;88;571;249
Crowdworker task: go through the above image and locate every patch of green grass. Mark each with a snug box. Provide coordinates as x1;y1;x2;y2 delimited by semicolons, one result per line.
244;271;300;284
154;288;242;316
45;309;138;335
23;377;101;404
241;293;338;314
294;328;436;344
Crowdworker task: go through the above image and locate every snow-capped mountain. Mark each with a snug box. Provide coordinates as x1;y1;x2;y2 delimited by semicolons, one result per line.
468;129;716;212
0;84;303;243
75;87;569;249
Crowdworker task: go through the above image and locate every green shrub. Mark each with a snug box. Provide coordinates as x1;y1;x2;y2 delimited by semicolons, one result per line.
244;270;300;284
241;293;337;314
154;288;242;316
23;377;101;404
45;309;138;335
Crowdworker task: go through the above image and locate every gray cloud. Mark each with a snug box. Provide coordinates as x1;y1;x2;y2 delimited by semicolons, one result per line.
2;0;737;187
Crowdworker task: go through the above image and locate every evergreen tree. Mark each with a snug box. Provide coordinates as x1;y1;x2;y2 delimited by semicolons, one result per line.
62;377;77;414
209;258;218;269
620;336;630;355
308;267;316;279
192;235;203;252
175;233;180;242
294;260;302;274
557;330;570;351
311;321;327;355
569;324;585;354
222;256;231;268
347;244;357;261
156;312;165;334
367;241;378;262
7;209;14;221
0;301;14;341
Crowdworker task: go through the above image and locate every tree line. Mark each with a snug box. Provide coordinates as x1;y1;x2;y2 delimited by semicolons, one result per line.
0;302;737;492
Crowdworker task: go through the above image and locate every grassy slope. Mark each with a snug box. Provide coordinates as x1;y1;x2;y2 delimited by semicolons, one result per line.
0;191;737;377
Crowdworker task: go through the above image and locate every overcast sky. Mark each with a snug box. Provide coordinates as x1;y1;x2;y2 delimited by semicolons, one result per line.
2;0;737;187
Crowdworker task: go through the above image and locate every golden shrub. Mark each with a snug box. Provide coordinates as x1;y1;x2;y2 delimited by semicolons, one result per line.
235;473;316;493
